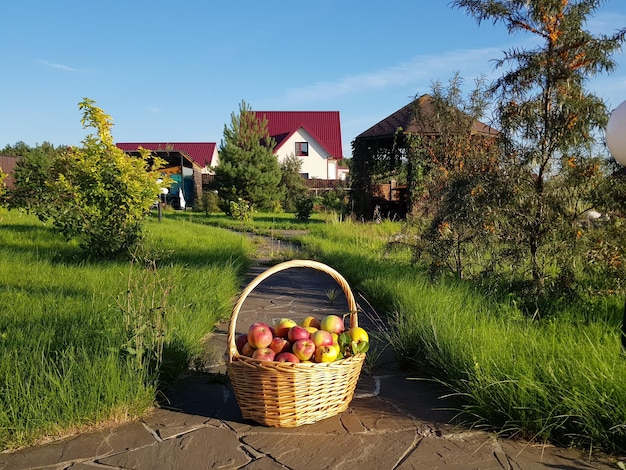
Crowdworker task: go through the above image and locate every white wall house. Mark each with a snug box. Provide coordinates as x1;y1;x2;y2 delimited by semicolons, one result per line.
273;127;339;180
254;111;345;181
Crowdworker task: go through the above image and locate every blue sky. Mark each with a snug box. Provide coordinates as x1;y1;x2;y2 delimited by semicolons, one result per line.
2;1;626;159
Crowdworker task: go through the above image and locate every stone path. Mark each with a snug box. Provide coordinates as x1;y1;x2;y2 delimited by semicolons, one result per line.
1;235;622;469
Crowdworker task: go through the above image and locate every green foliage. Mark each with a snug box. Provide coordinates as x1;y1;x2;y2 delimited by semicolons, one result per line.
279;154;308;211
294;193;315;220
402;76;501;280
214;100;283;210
452;0;626;297
199;190;220;215
42;98;166;258
229;198;254;221
300;220;626;454
3;143;65;213
319;187;349;214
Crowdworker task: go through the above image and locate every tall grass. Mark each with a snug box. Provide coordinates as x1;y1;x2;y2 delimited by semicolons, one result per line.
300;219;626;454
0;211;251;450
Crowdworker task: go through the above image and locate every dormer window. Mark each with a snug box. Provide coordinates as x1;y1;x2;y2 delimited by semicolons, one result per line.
295;142;309;156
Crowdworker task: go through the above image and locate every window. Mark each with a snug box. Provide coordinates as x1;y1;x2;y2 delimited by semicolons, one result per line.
295;142;309;156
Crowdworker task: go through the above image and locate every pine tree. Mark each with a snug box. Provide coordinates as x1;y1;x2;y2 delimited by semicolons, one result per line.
215;101;282;211
453;0;626;295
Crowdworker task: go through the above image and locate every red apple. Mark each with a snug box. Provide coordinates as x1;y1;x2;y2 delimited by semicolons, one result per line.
292;339;316;361
275;352;300;363
252;347;275;361
315;345;339;363
310;329;334;348
269;336;291;355
235;333;248;353
241;342;255;357
274;318;297;338
320;314;345;335
248;322;273;348
288;325;310;343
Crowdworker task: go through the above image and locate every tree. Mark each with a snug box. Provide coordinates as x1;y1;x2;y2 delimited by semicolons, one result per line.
3;142;65;213
279;154;308;211
42;98;165;258
403;76;502;279
453;0;626;296
214;101;282;211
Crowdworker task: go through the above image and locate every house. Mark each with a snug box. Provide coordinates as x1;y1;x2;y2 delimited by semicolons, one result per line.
116;142;219;208
253;111;344;180
351;94;499;219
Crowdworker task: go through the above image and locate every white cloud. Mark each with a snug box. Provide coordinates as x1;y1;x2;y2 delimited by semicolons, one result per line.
148;107;160;113
275;47;504;106
36;60;76;72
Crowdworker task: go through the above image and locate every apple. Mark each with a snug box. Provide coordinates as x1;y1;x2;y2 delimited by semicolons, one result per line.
320;314;345;335
301;316;321;329
304;326;318;335
248;322;273;348
292;339;316;361
241;342;255;357
269;336;291;355
274;318;297;338
315;345;339;363
235;333;248;353
252;347;276;361
310;329;333;348
288;325;310;343
348;326;369;344
275;352;300;363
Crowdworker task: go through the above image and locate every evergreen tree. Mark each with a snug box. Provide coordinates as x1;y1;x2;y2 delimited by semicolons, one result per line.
453;0;626;296
215;101;282;210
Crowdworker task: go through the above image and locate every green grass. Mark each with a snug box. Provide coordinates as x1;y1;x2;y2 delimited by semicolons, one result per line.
167;209;328;235
4;207;626;454
298;219;626;454
0;211;252;450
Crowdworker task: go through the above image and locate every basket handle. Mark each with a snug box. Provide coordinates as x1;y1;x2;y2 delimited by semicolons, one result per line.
227;259;358;360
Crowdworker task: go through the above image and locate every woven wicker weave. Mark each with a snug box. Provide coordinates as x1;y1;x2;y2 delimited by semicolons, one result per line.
226;259;365;427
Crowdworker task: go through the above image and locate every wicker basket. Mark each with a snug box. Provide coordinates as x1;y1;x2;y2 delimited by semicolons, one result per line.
226;259;365;427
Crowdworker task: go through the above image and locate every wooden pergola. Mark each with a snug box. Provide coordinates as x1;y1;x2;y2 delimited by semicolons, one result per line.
350;94;498;219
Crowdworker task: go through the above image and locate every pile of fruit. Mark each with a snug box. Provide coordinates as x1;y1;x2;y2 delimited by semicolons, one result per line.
236;314;369;363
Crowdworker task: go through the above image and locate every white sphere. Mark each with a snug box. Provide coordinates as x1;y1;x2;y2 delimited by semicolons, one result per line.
606;100;626;166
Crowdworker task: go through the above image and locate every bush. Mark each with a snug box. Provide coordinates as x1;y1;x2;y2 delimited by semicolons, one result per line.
294;194;315;220
229;198;253;221
42;99;166;258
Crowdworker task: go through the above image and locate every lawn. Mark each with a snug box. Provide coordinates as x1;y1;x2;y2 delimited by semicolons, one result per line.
3;207;626;454
297;219;626;454
0;210;252;450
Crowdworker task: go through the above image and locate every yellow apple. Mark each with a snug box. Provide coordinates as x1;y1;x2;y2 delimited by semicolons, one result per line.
301;316;322;329
314;345;339;362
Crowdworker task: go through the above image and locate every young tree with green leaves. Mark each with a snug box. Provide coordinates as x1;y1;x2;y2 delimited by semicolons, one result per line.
403;76;501;280
453;0;626;296
42;98;166;258
214;101;282;211
2;142;66;214
279;154;308;211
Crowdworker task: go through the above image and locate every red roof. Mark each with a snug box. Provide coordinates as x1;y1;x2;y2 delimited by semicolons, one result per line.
253;111;343;159
116;142;217;167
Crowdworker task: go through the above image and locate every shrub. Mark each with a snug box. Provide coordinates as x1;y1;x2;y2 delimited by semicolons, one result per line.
229;198;253;221
294;194;315;220
43;99;166;258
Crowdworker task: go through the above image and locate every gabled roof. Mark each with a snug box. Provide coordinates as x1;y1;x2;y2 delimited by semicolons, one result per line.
116;142;217;167
253;111;343;159
356;94;498;140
